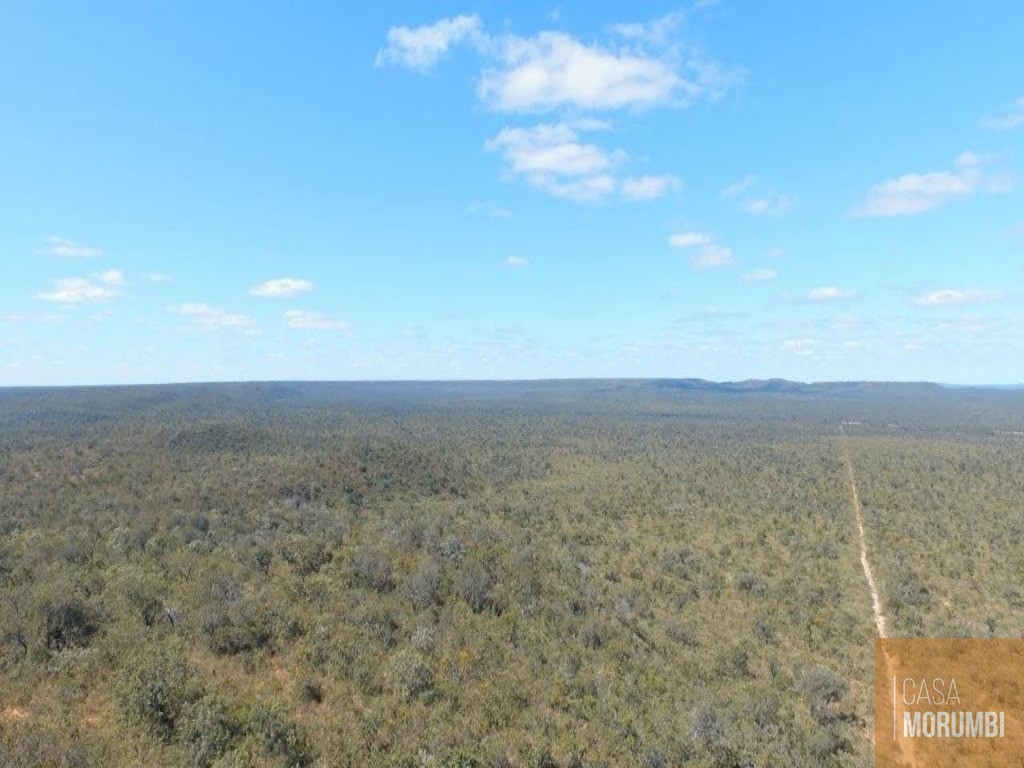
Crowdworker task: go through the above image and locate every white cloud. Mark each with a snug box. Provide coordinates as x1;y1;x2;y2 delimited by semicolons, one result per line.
284;310;351;331
375;14;484;71
504;256;530;268
689;244;734;269
609;12;684;46
851;152;996;217
37;277;119;304
385;14;737;206
484;122;677;202
668;231;711;248
720;175;756;198
740;268;777;282
478;31;683;112
144;272;172;283
668;231;733;268
380;12;737;112
912;289;1001;307
172;303;258;333
486;123;618;176
621;174;680;200
97;269;124;286
250;278;314;298
808;286;853;301
744;193;792;215
45;236;102;258
544;174;617;201
721;176;791;214
782;338;816;356
981;97;1024;131
485;122;625;201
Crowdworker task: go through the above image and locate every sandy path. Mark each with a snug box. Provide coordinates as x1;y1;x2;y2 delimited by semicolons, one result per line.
839;430;920;766
845;458;889;638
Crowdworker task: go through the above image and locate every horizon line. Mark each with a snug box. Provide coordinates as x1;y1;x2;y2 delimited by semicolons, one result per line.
2;377;1022;391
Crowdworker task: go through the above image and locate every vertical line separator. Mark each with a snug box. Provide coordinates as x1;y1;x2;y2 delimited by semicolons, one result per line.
892;673;897;741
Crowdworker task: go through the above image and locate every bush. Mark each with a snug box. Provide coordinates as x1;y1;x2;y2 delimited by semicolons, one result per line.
579;623;603;649
691;704;726;748
296;675;323;704
116;648;198;740
438;535;465;565
180;697;241;768
0;725;90;768
199;599;274;656
42;597;98;651
385;649;434;700
456;562;495;613
246;706;314;767
280;539;332;576
411;625;434;652
401;560;442;609
348;549;394;593
801;667;847;724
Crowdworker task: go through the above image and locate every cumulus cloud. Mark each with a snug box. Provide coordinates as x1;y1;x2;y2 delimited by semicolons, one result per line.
97;269;124;286
250;278;314;298
744;193;792;215
284;310;351;331
44;236;102;258
721;176;791;215
808;286;853;301
381;13;737;113
482;120;679;201
851;152;1002;217
620;174;680;200
484;122;625;201
981;97;1024;131
478;31;683;112
720;175;756;198
740;268;777;282
37;277;120;304
912;289;1001;307
668;231;710;248
668;231;733;269
504;256;530;268
383;14;735;204
375;14;484;71
690;245;734;269
172;303;258;333
610;11;685;45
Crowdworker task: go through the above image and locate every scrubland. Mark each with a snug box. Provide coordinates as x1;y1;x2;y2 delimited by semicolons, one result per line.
1;381;1021;767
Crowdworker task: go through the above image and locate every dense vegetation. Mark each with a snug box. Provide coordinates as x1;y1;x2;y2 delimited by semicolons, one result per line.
1;381;1022;766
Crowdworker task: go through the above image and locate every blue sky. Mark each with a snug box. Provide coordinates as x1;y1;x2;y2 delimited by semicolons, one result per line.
1;1;1022;385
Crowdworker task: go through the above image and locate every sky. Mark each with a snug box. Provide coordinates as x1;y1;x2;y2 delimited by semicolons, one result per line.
1;1;1022;386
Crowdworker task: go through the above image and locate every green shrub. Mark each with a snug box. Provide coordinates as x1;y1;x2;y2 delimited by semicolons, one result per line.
199;599;274;656
401;560;442;609
385;649;434;700
246;706;314;767
116;647;198;740
801;666;847;725
456;562;494;613
42;597;98;651
180;697;241;768
347;549;394;593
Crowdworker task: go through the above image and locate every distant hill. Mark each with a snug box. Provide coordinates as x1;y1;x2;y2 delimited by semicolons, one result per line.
650;378;946;396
